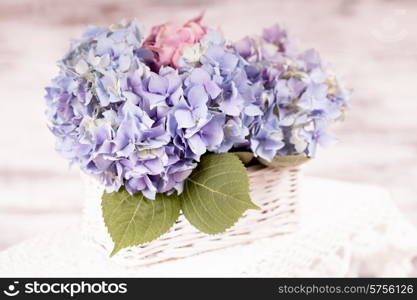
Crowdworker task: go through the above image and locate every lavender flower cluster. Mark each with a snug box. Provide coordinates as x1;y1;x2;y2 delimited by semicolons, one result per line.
231;25;350;160
46;19;349;198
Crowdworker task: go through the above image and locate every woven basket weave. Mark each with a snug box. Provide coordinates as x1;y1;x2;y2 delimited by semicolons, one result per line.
82;165;301;267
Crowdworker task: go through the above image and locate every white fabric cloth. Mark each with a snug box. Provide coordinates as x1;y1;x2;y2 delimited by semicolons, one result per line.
0;177;416;277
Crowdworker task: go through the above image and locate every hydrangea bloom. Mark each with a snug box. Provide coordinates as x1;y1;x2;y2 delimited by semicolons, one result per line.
179;30;263;153
46;20;223;199
143;13;208;70
46;16;349;199
232;25;350;160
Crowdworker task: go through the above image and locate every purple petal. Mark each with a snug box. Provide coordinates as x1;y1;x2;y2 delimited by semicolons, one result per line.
204;81;222;99
188;134;206;157
190;68;211;84
187;85;208;107
148;74;167;94
175;109;195;129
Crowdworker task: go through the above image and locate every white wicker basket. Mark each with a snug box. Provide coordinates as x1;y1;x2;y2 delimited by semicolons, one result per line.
82;165;301;267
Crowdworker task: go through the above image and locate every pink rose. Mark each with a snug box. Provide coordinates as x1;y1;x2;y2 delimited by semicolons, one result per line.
143;12;208;70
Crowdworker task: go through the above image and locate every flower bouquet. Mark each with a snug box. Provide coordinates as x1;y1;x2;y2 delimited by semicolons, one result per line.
45;13;349;263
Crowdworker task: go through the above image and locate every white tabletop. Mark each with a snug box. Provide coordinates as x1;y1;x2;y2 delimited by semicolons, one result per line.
1;177;416;277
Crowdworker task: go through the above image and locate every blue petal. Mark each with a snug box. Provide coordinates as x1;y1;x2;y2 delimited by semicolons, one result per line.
187;85;208;107
174;109;195;129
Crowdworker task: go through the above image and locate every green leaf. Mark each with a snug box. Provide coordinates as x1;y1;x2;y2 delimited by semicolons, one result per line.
180;153;259;235
258;154;309;168
102;189;181;256
232;151;254;164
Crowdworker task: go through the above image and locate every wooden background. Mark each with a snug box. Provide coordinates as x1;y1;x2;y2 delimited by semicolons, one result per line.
0;0;416;258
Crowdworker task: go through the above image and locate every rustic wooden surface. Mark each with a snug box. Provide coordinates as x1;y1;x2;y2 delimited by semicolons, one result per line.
0;0;416;263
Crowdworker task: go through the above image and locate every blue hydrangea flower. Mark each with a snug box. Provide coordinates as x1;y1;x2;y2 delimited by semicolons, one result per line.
180;30;263;153
232;25;350;160
46;21;223;199
46;19;350;199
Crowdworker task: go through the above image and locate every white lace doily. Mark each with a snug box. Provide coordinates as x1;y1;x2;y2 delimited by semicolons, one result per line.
0;177;416;277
